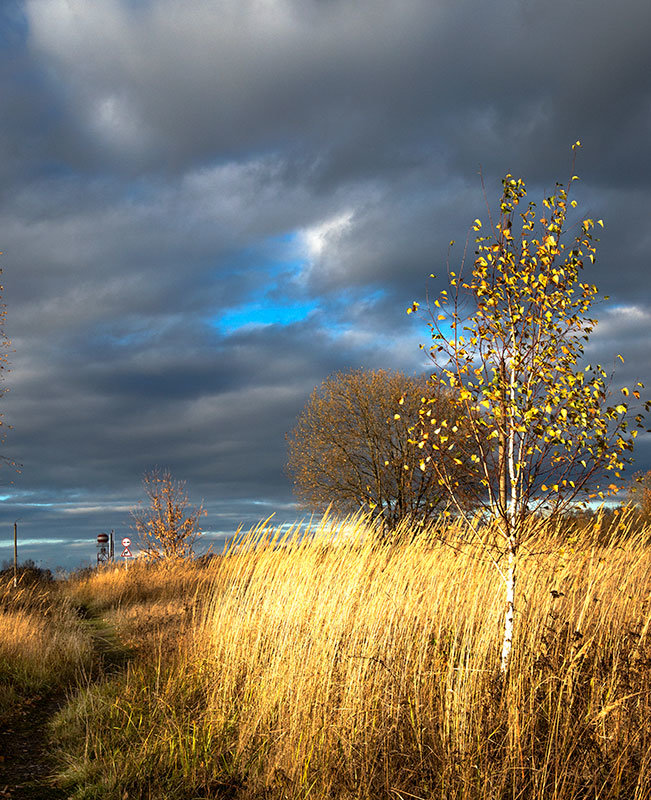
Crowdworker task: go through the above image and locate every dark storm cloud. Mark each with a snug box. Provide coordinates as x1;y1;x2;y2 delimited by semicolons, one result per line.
21;0;651;182
0;0;649;567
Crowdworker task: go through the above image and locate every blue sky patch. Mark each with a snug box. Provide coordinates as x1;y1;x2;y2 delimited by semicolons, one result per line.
215;299;319;334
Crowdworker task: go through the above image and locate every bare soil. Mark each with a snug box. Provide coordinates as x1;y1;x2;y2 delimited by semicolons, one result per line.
0;691;68;800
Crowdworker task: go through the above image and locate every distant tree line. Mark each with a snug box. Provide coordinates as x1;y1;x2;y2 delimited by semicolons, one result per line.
0;559;54;585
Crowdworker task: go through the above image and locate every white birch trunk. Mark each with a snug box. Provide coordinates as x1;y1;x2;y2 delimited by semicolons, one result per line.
500;339;519;674
500;539;516;673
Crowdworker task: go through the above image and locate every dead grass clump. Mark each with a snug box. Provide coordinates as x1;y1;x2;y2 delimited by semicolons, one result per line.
107;598;195;659
0;596;93;693
0;571;56;615
65;558;213;613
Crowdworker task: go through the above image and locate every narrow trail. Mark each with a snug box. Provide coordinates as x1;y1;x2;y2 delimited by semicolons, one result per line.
0;607;132;800
0;690;69;800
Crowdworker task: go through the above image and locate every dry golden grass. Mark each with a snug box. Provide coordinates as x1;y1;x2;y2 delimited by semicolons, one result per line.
51;514;651;799
65;557;215;613
0;575;93;700
197;514;651;799
0;606;91;690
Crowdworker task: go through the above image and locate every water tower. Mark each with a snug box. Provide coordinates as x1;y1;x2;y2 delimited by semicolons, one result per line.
97;532;110;565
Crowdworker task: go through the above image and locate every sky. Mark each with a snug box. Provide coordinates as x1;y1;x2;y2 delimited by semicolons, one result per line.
0;0;650;570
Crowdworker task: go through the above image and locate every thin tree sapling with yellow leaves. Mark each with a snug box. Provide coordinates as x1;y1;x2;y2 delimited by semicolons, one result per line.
409;142;649;673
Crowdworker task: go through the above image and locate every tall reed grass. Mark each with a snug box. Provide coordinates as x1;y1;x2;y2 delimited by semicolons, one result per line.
0;574;93;709
52;514;651;799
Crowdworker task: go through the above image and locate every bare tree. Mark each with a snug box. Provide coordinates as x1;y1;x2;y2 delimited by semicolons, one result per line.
131;469;205;559
287;368;475;529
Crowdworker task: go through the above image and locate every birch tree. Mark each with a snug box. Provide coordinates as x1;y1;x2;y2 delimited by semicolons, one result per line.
410;143;649;672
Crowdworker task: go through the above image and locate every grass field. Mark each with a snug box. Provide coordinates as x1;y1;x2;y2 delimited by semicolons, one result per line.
0;570;93;711
2;513;650;799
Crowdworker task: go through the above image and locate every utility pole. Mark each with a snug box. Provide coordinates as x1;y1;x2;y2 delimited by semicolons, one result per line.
13;521;17;589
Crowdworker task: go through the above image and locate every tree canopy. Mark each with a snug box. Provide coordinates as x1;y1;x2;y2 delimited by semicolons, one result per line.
628;469;651;520
131;469;205;559
287;368;474;529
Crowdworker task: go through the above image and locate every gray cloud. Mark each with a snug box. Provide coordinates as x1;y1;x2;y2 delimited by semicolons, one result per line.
0;0;648;568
